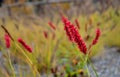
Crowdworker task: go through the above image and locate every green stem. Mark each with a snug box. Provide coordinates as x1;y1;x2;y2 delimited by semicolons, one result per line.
73;46;91;77
72;43;84;62
86;64;90;77
15;42;40;77
7;49;15;77
88;59;99;77
15;42;33;65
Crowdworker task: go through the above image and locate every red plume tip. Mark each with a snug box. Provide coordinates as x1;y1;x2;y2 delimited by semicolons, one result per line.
48;21;56;30
18;38;32;53
92;28;101;45
62;16;74;42
4;33;11;48
43;31;48;39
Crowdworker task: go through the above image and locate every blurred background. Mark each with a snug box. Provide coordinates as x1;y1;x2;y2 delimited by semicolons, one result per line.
0;0;120;17
0;0;120;77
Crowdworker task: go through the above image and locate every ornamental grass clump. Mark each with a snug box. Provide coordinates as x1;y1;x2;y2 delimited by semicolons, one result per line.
62;15;101;55
62;16;87;54
62;15;101;77
1;25;39;76
0;13;102;77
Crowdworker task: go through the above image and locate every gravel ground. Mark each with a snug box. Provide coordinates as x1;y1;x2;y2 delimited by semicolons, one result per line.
89;47;120;77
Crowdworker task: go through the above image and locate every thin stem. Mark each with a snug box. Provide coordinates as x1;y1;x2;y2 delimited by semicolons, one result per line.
83;53;90;77
15;42;40;77
15;42;33;65
72;44;91;77
88;59;99;77
72;43;84;62
7;49;15;77
86;64;90;77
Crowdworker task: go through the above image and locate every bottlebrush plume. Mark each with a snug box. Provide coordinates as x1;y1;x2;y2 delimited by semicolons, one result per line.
4;33;11;48
48;21;56;30
62;16;87;54
18;38;32;53
43;31;48;39
75;19;80;29
72;27;87;54
62;16;74;41
92;28;101;45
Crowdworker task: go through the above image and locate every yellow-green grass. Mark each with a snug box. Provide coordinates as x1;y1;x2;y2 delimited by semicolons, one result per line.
0;8;120;76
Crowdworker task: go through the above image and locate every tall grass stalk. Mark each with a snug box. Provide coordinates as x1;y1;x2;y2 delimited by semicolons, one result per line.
7;49;15;77
14;42;40;77
88;58;99;77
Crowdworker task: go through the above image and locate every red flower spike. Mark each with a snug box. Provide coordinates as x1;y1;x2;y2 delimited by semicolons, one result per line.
92;28;101;45
64;24;74;41
18;38;32;53
62;16;74;42
62;16;73;42
4;33;11;48
48;21;56;30
71;27;87;54
62;16;87;54
43;31;48;39
75;19;80;29
24;45;32;53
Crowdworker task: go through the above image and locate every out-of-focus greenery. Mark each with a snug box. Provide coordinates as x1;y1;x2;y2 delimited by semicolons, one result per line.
0;7;120;76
